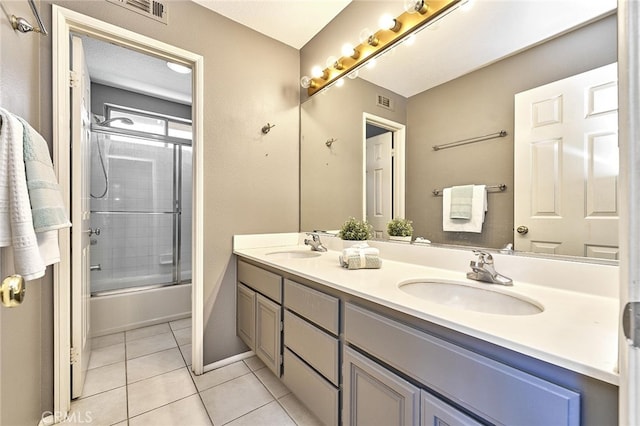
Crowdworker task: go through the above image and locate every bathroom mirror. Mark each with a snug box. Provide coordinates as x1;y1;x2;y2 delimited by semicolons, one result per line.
300;0;619;261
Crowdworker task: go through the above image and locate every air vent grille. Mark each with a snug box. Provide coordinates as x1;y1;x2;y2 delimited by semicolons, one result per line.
376;94;394;111
107;0;168;24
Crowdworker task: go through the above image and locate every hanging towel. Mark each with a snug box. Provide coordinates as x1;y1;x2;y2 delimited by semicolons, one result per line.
16;116;71;232
442;185;487;233
449;184;474;219
339;243;382;269
0;108;70;280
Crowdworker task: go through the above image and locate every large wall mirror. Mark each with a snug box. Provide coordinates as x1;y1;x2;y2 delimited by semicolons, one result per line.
300;0;618;261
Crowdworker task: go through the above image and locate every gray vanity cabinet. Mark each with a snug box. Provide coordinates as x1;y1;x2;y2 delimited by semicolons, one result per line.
236;260;283;376
344;303;581;426
343;346;420;426
282;279;340;426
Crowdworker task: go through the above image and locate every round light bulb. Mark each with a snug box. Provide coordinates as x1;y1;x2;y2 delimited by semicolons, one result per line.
167;62;191;74
403;0;428;14
358;28;373;44
300;76;312;89
335;79;345;88
341;43;357;58
379;14;400;32
347;70;359;79
311;66;324;79
326;56;338;68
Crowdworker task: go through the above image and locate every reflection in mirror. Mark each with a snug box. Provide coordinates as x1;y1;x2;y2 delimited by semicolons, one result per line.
300;0;618;261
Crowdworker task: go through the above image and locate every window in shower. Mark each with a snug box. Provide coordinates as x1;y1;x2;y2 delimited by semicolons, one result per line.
90;104;192;295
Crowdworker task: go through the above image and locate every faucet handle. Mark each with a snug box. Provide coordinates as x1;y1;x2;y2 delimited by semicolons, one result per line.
472;249;493;264
305;232;320;241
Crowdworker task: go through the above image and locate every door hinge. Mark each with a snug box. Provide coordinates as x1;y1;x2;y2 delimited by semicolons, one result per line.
622;302;640;348
70;346;79;365
69;70;79;88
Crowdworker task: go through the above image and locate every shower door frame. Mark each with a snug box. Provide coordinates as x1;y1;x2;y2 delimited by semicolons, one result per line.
51;5;205;418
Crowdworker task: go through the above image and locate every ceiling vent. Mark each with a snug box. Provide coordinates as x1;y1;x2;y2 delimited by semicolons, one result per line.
107;0;168;24
376;94;394;111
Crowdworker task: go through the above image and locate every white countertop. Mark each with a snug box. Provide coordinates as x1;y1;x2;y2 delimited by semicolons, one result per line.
233;233;620;385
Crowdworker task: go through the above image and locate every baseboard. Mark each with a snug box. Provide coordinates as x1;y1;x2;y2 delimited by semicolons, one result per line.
202;351;255;373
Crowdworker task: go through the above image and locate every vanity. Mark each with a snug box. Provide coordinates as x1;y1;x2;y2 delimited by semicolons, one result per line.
233;233;619;426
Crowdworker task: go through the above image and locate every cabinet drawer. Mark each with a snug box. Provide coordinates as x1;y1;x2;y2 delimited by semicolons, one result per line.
345;303;580;426
282;348;339;426
238;260;282;302
284;279;339;334
284;310;339;385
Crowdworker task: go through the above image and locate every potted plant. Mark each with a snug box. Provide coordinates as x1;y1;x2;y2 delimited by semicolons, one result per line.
387;218;413;242
339;217;372;243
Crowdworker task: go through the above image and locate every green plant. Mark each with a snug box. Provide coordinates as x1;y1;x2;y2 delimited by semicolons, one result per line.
387;218;413;237
339;217;372;241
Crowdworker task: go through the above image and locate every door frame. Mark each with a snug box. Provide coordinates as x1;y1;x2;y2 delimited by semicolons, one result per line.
362;113;406;221
51;5;204;417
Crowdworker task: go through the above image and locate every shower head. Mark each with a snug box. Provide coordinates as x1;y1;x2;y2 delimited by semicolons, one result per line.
97;117;134;126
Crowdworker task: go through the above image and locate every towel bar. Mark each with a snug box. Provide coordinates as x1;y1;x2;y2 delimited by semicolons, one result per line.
432;130;507;151
432;184;506;196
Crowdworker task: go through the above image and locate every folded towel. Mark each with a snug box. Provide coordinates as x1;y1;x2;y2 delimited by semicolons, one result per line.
449;184;474;219
339;243;382;269
16;117;71;232
442;185;487;233
0;109;45;279
339;254;382;269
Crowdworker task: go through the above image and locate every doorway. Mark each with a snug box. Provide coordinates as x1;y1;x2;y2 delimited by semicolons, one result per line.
362;113;406;235
52;5;204;419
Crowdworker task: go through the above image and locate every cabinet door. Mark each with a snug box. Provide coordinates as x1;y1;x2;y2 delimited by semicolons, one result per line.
421;391;483;426
256;293;282;376
237;283;256;350
343;346;420;426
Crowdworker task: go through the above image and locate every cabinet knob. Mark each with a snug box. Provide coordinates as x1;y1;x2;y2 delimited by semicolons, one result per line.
1;274;25;308
516;226;529;235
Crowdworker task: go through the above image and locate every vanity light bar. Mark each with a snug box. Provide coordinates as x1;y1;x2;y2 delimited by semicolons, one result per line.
306;0;463;96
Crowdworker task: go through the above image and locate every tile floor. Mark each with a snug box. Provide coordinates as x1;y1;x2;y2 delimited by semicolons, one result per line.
64;319;322;426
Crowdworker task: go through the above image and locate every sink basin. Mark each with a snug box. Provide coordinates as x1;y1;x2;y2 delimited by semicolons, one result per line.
265;250;322;260
398;280;543;316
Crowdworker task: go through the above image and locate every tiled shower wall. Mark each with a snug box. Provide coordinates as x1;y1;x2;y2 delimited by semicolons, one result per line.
90;134;192;293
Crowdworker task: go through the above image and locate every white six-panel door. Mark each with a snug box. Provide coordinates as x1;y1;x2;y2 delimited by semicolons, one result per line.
514;63;619;259
366;132;393;238
71;35;92;399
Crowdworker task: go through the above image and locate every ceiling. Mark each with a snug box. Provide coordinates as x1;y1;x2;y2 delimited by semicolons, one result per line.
82;0;616;105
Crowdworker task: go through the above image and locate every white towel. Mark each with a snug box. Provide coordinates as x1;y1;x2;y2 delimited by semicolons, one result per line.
339;244;382;269
0;109;46;280
442;185;487;233
0;108;70;280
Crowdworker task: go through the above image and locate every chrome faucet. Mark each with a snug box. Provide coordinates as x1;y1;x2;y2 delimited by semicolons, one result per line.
467;250;513;286
304;232;327;252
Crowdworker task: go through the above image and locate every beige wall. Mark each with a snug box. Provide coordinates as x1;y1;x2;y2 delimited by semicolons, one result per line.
406;14;617;248
2;2;300;421
0;0;53;423
301;77;407;231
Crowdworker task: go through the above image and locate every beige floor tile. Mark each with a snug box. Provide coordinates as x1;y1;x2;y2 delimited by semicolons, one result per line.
92;332;125;350
88;343;125;370
254;367;290;399
200;373;273;425
65;386;127;425
191;361;250;392
169;317;192;331
81;361;126;398
125;323;171;342
126;332;177;360
179;344;192;366
243;355;266;371
127;367;197;417
278;393;323;426
129;394;211;426
227;400;296;426
127;347;185;384
173;326;191;346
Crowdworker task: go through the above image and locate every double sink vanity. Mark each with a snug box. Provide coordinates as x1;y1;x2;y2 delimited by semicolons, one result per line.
233;233;619;426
